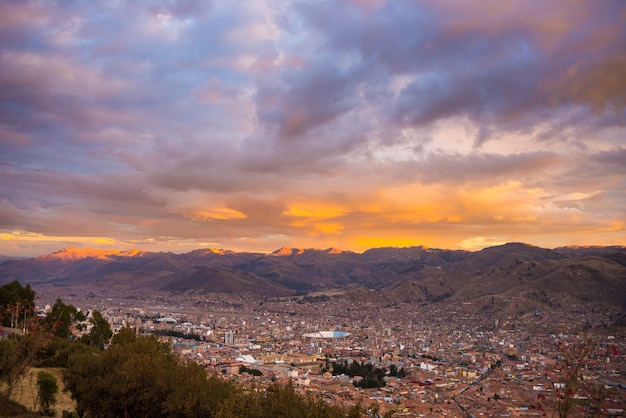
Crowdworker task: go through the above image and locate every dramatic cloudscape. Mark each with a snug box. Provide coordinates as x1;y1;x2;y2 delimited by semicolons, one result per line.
1;0;625;257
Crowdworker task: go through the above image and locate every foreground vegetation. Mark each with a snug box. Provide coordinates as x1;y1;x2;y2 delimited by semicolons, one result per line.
1;281;365;417
65;327;363;417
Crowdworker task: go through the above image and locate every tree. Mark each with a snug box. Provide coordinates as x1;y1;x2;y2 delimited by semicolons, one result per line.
64;333;360;418
0;320;51;398
80;310;112;349
0;282;43;399
229;382;350;418
44;299;85;339
36;371;58;416
36;335;95;368
554;342;589;417
239;365;263;376
550;339;612;418
111;325;137;345
0;280;35;329
64;334;211;417
388;364;398;376
0;337;23;397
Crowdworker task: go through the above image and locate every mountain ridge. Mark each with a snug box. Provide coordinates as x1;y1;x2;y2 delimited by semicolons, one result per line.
1;243;625;306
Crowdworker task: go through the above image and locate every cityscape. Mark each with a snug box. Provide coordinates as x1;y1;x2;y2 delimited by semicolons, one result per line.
24;282;625;417
2;0;626;416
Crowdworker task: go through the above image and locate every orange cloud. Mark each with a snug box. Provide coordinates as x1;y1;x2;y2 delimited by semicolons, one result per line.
183;208;247;221
283;201;348;220
357;181;547;227
283;201;348;236
458;236;507;250
308;223;344;236
351;236;434;250
1;231;115;245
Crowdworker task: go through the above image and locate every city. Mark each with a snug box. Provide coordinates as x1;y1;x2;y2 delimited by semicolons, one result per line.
3;0;626;416
33;286;626;417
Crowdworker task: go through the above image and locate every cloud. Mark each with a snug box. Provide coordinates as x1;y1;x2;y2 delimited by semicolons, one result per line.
183;208;247;221
354;151;561;190
300;0;626;143
458;237;507;251
1;0;625;256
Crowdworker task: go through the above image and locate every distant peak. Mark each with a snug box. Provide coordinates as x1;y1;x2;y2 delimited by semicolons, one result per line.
43;248;108;261
118;249;147;257
481;242;536;251
188;248;235;256
270;247;304;256
42;247;145;261
324;247;344;254
270;247;344;256
207;248;232;255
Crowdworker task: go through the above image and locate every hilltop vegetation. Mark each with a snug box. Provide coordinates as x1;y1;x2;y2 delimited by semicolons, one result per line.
0;281;366;417
65;328;361;418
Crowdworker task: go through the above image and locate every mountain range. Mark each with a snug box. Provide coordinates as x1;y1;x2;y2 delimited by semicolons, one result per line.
1;243;625;307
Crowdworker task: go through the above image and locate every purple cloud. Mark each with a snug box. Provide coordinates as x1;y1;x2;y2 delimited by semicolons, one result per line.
1;0;625;256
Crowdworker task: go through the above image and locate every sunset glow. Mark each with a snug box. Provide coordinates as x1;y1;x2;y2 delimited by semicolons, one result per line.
1;0;625;257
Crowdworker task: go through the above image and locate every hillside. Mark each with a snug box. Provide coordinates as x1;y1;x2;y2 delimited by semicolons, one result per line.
0;244;625;307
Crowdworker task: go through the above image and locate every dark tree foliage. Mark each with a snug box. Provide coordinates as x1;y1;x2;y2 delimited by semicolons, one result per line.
44;299;85;339
37;336;94;368
64;334;190;417
321;360;387;388
110;326;137;345
36;371;58;416
231;382;357;418
239;365;263;376
387;364;406;378
1;330;52;399
296;294;330;304
0;283;54;400
0;337;26;397
79;310;112;349
64;334;360;418
0;280;35;329
152;328;202;341
355;376;383;389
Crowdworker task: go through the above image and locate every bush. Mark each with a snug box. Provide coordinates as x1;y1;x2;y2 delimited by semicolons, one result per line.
36;371;58;416
64;334;359;417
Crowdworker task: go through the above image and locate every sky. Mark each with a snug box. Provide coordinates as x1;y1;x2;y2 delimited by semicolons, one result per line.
1;0;625;257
